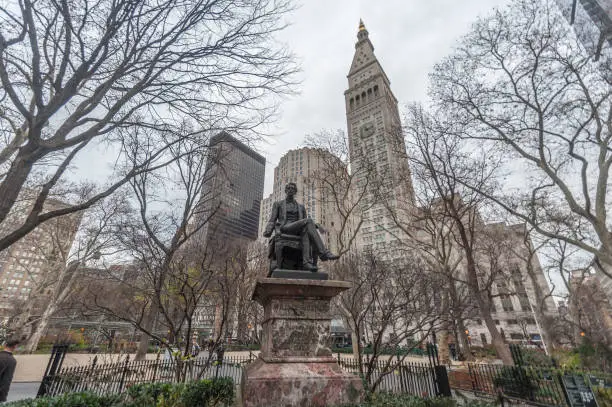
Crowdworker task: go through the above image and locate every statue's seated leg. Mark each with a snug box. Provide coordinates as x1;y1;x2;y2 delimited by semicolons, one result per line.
309;246;319;272
268;259;277;276
275;239;283;270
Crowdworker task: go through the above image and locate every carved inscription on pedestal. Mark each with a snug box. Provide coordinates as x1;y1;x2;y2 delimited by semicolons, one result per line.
269;319;331;357
269;299;330;319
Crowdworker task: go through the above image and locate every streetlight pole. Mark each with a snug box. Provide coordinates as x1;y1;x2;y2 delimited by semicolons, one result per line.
528;299;549;356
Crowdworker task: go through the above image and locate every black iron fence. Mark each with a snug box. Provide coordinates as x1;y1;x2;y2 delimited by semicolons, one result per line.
336;354;444;397
40;351;448;400
468;363;566;406
40;354;254;398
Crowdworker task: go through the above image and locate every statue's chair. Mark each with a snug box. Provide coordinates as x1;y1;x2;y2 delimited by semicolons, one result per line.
267;224;318;274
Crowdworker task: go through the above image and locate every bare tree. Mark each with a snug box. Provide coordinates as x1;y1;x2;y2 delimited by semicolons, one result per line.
115;136;220;361
306;128;488;364
80;241;226;380
0;0;297;251
331;252;439;393
232;241;267;344
429;0;612;278
79;133;271;377
544;238;612;348
26;198;128;352
404;104;514;364
504;225;559;347
568;268;612;357
408;201;476;362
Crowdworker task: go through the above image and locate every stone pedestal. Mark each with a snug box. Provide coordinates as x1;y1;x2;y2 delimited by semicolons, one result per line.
242;278;364;407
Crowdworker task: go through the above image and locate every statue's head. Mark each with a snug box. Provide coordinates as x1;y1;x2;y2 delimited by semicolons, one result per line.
285;182;297;197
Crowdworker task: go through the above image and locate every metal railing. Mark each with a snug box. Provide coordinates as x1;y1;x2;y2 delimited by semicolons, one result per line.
336;354;440;397
466;363;567;406
41;354;254;397
41;351;446;399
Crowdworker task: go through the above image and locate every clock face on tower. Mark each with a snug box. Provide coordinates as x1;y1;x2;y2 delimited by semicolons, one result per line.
360;122;375;138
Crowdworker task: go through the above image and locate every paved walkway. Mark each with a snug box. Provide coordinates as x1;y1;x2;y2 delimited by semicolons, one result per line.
7;382;39;402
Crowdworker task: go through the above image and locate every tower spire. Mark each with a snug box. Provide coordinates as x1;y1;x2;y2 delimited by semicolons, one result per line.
357;18;369;41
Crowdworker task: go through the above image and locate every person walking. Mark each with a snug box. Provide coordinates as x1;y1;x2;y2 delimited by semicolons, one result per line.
0;338;19;402
191;340;201;358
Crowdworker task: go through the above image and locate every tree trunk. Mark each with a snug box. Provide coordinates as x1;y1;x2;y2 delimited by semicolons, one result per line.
477;293;513;364
12;301;34;339
452;208;513;365
456;318;473;361
467;284;513;365
438;330;450;364
351;331;360;358
25;303;56;353
0;144;42;226
235;294;247;342
135;309;155;360
596;294;612;350
484;314;512;364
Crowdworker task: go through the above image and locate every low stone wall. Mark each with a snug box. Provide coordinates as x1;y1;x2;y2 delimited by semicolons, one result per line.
448;368;473;391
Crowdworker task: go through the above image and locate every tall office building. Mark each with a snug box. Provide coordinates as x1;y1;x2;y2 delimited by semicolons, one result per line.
344;21;414;253
197;132;265;248
556;0;612;60
340;22;560;350
0;197;82;319
259;147;345;253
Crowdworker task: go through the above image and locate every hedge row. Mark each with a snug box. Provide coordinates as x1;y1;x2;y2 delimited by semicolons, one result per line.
5;378;234;407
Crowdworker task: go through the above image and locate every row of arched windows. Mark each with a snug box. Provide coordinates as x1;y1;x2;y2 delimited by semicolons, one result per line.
349;84;379;110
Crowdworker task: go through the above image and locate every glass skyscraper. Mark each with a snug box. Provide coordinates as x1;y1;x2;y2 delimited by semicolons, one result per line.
197;132;265;247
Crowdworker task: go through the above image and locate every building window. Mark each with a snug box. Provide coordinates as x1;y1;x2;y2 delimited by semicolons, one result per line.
501;295;514;312
518;294;531;312
480;333;488;345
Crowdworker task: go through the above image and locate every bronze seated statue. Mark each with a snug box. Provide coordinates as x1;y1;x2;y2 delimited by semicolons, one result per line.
263;182;339;275
267;223;319;273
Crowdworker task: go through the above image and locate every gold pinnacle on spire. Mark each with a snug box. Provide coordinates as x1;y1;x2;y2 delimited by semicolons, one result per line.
359;19;366;31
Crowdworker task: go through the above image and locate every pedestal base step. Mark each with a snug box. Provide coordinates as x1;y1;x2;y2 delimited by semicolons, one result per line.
270;270;329;280
242;359;363;407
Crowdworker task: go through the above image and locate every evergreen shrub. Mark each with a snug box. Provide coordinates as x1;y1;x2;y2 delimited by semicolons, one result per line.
5;378;234;407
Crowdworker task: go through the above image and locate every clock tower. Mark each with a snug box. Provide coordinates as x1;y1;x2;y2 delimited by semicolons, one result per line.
344;20;414;252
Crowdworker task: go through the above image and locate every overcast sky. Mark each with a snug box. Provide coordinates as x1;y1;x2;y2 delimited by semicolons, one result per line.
258;0;511;196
